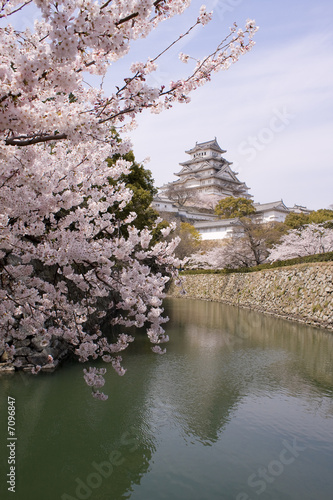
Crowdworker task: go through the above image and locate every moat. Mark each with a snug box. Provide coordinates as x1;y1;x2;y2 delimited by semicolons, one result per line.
1;298;333;500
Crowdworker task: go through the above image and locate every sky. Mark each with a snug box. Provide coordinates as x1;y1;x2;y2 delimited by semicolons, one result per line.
111;0;333;210
3;0;333;210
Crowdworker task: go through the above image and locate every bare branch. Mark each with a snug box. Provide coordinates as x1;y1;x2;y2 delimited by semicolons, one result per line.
5;133;67;146
0;0;32;19
100;0;113;10
151;20;200;64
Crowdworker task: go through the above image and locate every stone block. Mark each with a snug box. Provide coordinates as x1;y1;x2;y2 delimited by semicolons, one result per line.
31;336;49;351
14;339;31;348
15;347;33;356
0;364;15;373
22;364;35;372
27;350;49;366
41;360;59;372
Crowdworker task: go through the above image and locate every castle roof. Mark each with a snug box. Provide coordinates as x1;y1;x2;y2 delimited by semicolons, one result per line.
159;138;251;201
185;138;226;155
254;201;289;213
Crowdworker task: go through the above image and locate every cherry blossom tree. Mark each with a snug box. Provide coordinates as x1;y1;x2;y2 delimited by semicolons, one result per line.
268;224;333;262
189;243;228;270
189;235;262;270
0;0;258;399
189;220;285;269
163;184;196;208
192;193;221;210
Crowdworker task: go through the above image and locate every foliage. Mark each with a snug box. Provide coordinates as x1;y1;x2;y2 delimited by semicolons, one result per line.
214;196;256;219
107;149;159;232
236;218;272;266
0;0;257;399
309;209;333;226
179;222;201;242
259;222;289;247
189;207;333;273
189;221;333;273
284;212;309;229
189;219;284;270
284;209;333;229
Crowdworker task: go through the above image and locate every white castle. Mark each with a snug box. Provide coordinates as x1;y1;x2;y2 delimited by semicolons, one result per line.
160;138;251;200
152;138;309;240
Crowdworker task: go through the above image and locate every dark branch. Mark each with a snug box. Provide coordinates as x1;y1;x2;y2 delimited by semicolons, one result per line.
115;12;139;26
100;0;113;9
0;0;32;18
114;0;165;26
0;92;22;104
5;133;67;147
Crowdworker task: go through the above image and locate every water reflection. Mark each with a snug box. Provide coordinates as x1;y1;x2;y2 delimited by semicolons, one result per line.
166;298;333;392
0;361;157;500
0;298;332;500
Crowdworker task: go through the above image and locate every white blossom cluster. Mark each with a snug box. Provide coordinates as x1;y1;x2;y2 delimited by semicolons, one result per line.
268;224;333;261
0;1;257;147
0;0;257;399
0;138;181;399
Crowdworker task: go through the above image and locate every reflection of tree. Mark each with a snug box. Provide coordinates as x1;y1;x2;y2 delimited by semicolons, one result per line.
2;298;333;499
1;360;156;500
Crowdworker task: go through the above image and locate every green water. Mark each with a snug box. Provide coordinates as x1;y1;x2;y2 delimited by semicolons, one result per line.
1;298;333;500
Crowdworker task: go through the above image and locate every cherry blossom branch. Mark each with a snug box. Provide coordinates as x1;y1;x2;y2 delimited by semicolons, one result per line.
0;0;32;18
0;1;258;400
5;133;68;146
150;19;200;64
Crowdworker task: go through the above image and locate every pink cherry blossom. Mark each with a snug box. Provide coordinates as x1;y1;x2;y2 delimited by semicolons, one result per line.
0;0;257;398
269;224;333;261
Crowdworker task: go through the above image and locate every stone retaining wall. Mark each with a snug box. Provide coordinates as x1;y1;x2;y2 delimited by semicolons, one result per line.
168;262;333;331
0;336;69;373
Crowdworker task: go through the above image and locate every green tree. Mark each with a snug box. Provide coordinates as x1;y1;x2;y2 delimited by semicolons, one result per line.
309;209;333;225
214;196;256;219
284;212;310;229
107;150;159;232
285;209;333;229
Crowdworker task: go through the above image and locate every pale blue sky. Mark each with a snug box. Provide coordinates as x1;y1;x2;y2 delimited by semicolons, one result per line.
3;1;333;209
122;0;333;210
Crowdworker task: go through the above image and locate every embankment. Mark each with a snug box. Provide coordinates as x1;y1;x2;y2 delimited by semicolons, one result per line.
168;262;333;331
